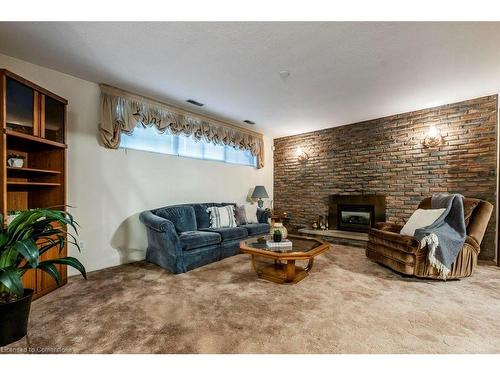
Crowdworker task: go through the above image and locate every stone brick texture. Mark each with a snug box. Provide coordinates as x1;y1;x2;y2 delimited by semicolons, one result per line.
273;95;498;260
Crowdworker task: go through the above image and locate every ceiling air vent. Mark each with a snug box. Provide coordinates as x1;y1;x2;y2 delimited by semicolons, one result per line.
186;99;204;107
244;120;255;125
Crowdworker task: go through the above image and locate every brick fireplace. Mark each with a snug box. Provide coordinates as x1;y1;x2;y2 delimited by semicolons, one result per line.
329;195;386;232
273;95;497;260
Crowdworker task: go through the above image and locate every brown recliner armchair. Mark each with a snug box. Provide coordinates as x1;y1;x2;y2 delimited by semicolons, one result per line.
366;197;493;279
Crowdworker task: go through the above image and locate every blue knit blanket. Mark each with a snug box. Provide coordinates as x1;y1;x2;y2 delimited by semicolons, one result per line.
414;193;466;279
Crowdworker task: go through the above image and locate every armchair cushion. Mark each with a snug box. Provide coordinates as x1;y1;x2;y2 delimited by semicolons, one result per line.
179;231;222;251
399;208;445;236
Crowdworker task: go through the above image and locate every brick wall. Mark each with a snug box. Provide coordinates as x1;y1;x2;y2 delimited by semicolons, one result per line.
273;95;498;260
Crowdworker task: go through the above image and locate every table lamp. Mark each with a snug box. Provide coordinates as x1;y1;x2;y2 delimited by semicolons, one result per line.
251;186;269;208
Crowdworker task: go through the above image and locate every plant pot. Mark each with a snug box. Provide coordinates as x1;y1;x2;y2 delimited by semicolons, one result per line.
0;289;33;347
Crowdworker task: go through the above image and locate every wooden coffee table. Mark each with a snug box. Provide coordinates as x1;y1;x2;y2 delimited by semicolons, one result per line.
240;234;330;284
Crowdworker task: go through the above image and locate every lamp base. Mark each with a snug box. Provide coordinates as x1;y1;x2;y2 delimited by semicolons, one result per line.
257;198;264;208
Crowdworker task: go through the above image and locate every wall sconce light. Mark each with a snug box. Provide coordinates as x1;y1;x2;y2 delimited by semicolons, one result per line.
423;125;444;148
296;146;309;162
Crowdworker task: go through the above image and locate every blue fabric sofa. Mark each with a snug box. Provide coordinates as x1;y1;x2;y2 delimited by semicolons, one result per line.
140;203;270;273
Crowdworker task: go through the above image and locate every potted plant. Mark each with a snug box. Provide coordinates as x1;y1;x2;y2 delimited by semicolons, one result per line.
0;208;86;347
273;229;282;243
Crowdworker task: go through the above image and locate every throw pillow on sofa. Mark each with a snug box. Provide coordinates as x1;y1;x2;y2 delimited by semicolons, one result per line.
234;205;247;225
207;205;237;229
400;208;446;236
242;204;259;224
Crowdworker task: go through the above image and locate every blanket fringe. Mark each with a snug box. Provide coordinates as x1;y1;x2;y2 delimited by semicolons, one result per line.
419;233;450;279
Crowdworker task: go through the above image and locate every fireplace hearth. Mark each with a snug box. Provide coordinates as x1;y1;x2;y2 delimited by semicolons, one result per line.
329;195;386;233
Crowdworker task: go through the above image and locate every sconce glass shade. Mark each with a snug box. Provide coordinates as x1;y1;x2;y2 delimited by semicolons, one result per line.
296;147;309;162
423;125;444;148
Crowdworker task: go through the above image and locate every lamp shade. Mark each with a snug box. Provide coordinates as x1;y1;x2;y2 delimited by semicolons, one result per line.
251;185;269;199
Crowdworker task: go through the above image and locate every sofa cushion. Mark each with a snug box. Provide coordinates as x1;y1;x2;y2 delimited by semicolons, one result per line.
256;208;269;224
192;204;212;229
179;231;222;251
201;226;248;242
156;206;197;233
234;205;247;225
241;223;270;236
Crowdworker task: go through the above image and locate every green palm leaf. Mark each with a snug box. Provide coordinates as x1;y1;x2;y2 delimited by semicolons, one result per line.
12;238;39;268
40;257;87;279
0;268;24;296
37;262;61;286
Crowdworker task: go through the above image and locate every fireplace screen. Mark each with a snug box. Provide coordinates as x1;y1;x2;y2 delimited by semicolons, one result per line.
338;204;374;232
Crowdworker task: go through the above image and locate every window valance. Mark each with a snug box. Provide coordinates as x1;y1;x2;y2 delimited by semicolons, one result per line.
99;84;265;168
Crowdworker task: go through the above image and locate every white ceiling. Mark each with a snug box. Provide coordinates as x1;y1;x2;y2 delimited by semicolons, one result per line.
0;22;499;138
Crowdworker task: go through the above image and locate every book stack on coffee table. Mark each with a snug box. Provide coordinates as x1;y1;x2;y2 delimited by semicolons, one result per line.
266;238;293;251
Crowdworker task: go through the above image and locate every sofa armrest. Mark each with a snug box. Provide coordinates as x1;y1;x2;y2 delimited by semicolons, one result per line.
373;222;403;233
140;211;175;232
140;211;182;256
257;208;270;224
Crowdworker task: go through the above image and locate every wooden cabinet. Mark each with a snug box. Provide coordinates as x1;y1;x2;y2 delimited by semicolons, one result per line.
0;69;68;300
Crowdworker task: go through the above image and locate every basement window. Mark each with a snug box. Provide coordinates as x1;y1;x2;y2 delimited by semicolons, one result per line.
120;125;257;167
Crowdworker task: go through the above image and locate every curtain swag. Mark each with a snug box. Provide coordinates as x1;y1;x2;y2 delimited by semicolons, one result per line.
99;84;265;168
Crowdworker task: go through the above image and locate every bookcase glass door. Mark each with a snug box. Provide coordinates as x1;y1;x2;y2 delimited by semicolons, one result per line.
6;77;35;136
44;95;65;143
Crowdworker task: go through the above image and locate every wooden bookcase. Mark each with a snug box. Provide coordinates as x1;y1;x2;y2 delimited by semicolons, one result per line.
0;69;68;300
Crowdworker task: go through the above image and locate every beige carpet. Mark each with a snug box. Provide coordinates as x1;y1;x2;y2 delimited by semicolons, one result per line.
4;244;500;353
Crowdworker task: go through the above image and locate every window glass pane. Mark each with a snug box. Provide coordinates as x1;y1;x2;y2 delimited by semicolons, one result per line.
203;141;225;161
178;134;203;158
119;124;257;167
120;126;176;154
225;146;257;166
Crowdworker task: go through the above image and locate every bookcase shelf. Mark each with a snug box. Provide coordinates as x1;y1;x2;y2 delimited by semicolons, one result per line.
7;166;62;175
1;68;68;300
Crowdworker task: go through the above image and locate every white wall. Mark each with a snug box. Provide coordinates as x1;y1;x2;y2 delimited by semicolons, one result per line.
0;53;274;275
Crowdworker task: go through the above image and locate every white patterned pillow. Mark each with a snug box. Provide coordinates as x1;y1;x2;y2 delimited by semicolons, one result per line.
207;205;237;229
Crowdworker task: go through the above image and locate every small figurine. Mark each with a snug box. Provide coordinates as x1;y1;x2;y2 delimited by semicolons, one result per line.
312;221;318;230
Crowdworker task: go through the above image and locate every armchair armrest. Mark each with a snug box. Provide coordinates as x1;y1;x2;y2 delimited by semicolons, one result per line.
464;235;480;255
139;211;182;257
373;222;403;233
369;227;418;248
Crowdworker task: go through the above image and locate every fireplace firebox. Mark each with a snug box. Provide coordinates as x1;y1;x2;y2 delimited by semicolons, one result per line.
329;195;386;233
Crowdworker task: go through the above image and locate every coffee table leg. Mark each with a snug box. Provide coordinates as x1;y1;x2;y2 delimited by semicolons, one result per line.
251;255;258;273
286;260;296;282
304;258;314;272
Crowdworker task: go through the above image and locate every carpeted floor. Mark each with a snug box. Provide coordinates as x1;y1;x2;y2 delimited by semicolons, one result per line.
4;244;500;353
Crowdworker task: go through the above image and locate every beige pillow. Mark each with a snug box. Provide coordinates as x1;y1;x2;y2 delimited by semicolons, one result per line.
400;208;446;236
243;204;259;224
